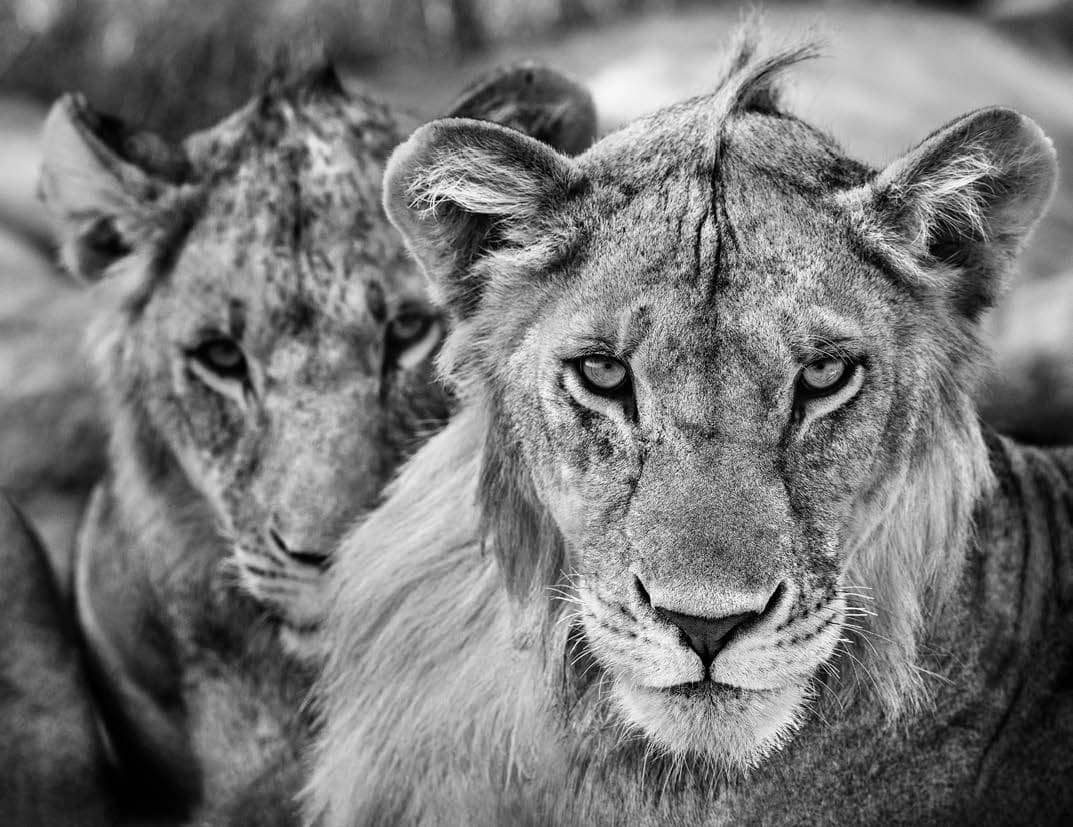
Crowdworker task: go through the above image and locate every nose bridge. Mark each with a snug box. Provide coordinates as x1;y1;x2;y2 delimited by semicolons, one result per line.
263;380;386;552
627;434;788;616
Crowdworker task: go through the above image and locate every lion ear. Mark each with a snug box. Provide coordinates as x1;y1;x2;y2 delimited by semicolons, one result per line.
38;94;189;283
383;118;577;319
844;107;1057;319
444;62;598;156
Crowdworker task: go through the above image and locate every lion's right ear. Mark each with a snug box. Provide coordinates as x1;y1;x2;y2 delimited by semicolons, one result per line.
383;118;578;319
38;94;189;282
841;107;1057;320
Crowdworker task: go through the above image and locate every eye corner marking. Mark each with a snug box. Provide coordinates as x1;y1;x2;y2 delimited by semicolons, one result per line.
386;309;442;371
184;333;254;408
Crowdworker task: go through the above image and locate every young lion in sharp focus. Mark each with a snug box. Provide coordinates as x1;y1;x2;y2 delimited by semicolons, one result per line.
307;41;1073;826
35;61;596;823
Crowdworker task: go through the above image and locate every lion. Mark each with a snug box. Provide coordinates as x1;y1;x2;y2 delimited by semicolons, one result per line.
35;60;596;823
306;41;1073;826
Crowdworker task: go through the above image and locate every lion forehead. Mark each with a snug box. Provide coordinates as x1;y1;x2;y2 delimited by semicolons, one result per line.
154;138;424;356
572;171;863;308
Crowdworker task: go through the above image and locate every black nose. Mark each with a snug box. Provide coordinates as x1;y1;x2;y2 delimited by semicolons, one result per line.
653;606;757;668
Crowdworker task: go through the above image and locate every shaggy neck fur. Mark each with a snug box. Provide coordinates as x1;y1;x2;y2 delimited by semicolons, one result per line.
838;385;993;715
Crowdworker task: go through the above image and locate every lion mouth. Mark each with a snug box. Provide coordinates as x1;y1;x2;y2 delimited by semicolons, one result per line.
659;679;758;700
615;677;804;766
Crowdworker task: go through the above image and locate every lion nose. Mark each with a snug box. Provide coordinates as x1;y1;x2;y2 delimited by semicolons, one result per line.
653;606;757;668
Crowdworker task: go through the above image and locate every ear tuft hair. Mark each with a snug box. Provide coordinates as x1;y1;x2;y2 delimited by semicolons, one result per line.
405;139;553;222
384;119;577;319
843;107;1057;318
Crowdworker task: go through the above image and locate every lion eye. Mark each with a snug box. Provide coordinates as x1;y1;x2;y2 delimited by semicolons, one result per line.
387;312;431;346
798;357;849;395
385;309;442;372
190;337;248;381
578;355;629;393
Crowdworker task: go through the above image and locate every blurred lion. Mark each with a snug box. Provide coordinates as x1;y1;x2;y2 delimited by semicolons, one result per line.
34;59;596;823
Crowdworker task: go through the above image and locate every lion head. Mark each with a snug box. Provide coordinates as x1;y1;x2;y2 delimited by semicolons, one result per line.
38;60;599;821
38;66;444;621
371;43;1057;775
38;62;597;636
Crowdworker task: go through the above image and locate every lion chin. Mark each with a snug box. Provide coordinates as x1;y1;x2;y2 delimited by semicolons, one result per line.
613;680;809;770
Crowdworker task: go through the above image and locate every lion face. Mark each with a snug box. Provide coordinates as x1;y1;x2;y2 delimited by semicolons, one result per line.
385;56;1055;770
496;176;915;764
37;77;449;623
129;189;443;590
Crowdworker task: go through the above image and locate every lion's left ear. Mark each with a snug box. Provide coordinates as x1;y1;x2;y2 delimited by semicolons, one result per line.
39;94;189;283
444;62;597;156
383;118;577;320
842;107;1057;319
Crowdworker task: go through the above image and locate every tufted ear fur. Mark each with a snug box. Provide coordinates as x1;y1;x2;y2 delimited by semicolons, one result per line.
444;62;598;156
845;107;1057;319
38;94;190;283
383;119;577;319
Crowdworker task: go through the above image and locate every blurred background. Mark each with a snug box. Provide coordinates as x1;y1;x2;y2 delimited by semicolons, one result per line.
1;0;1072;554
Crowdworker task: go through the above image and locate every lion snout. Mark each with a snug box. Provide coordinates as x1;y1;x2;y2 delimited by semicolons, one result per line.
635;574;785;669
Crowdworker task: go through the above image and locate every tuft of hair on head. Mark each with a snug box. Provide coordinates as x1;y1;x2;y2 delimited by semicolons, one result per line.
697;28;822;226
711;30;820;121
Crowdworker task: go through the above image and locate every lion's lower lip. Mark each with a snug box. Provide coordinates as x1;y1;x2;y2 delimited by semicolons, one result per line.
660;680;746;699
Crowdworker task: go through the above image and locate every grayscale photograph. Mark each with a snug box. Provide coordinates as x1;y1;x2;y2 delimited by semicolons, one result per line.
1;0;1071;823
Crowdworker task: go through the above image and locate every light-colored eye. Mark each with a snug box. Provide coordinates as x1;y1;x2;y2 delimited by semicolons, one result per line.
579;355;629;393
799;356;848;395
